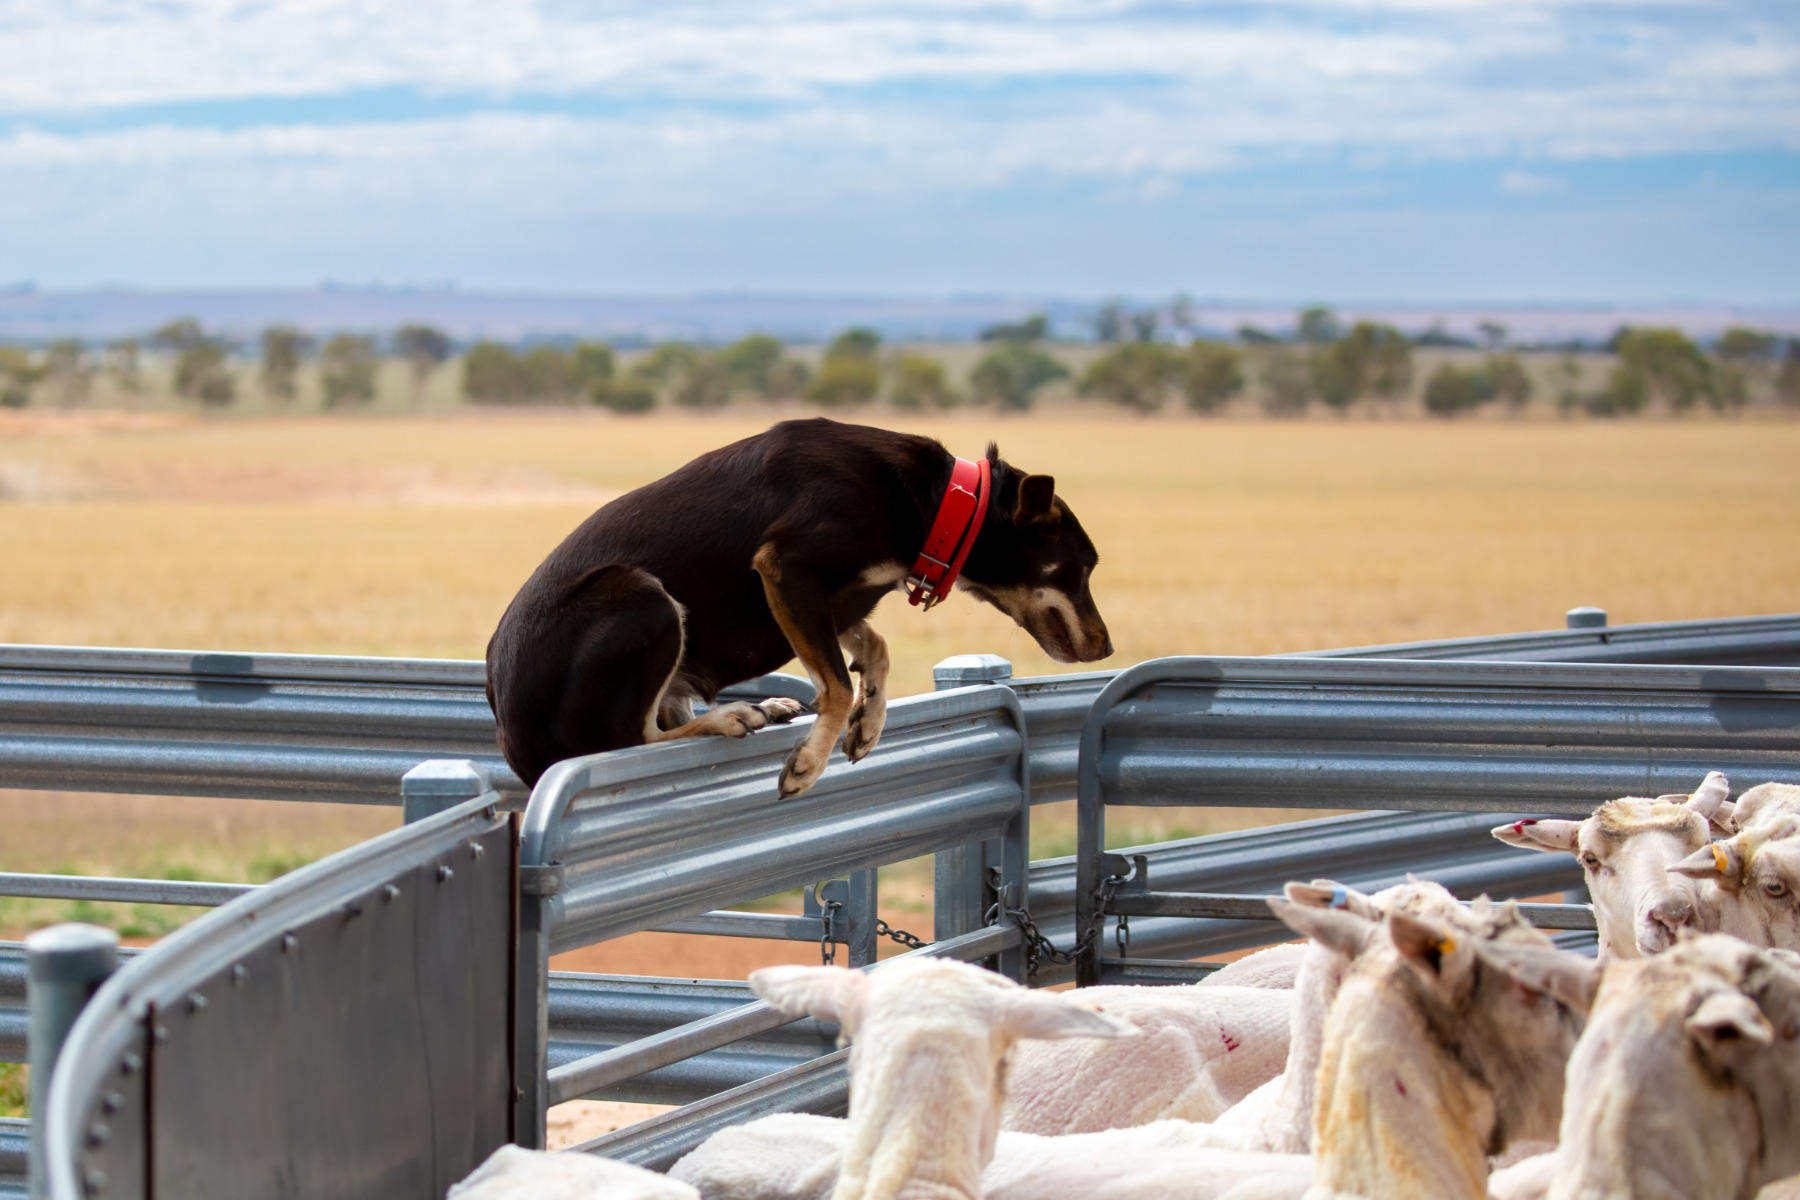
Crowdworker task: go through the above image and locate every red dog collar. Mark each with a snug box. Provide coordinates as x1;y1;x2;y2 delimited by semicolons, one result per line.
907;455;991;609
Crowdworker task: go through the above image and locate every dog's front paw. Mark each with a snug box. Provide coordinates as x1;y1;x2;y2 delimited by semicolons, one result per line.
842;698;886;763
779;740;827;798
757;697;807;725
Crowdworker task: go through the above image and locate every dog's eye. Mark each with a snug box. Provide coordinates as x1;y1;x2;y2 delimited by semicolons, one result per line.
1766;879;1789;899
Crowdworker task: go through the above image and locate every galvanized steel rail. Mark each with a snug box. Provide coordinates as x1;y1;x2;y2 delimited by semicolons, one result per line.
1072;656;1800;984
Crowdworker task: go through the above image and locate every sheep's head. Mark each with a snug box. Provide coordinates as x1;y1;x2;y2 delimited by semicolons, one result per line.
1717;781;1800;838
1670;815;1800;951
750;959;1134;1200
1492;772;1728;959
1486;934;1800;1200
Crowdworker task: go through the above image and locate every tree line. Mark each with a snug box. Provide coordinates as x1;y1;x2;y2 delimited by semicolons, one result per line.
2;309;1797;418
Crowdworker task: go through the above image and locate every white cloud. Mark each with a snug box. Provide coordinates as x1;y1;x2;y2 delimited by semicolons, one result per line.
1501;169;1567;194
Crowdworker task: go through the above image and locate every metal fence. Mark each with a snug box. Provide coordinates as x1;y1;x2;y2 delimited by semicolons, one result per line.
1072;656;1800;984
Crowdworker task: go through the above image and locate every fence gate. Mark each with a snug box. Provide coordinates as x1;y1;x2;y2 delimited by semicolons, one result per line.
41;795;515;1200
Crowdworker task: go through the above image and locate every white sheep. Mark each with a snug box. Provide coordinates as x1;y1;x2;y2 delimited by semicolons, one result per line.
1271;891;1584;1200
674;957;1135;1200
1491;771;1730;959
1482;933;1800;1200
1671;788;1800;950
448;1143;700;1200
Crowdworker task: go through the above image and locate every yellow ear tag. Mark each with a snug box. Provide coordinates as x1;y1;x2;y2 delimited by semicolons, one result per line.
1435;936;1458;955
1713;844;1730;873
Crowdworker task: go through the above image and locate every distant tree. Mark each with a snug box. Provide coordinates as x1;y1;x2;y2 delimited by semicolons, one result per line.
1081;342;1175;414
889;353;957;411
1236;325;1279;345
1716;327;1777;363
153;318;235;406
635;342;696;387
1614;327;1715;411
44;339;94;408
462;341;523;404
320;335;378;407
393;324;453;408
1258;348;1311;416
260;326;313;404
969;343;1069;412
1296;307;1341;344
1167;294;1198;337
720;335;784;393
1179;342;1244;414
1583;364;1648;417
1423;364;1490;417
670;352;731;409
0;346;43;408
1554;353;1585;416
570;342;616;395
807;330;883;407
1129;310;1159;343
1483;353;1533;413
1092;302;1127;344
594;376;656;413
979;314;1049;344
520;346;573;403
1477;321;1509;349
1310;321;1412;413
1415;324;1478;349
105;338;143;400
764;357;811;400
1778;340;1800;411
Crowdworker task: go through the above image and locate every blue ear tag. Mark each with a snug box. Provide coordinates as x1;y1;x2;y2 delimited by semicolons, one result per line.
1330;885;1350;911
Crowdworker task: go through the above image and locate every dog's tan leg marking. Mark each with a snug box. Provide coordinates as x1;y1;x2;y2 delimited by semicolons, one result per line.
753;542;854;798
839;620;889;763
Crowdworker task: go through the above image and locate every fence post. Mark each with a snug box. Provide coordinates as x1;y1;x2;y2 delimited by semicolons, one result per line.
26;923;119;1199
931;656;1015;961
402;758;492;824
1566;606;1608;629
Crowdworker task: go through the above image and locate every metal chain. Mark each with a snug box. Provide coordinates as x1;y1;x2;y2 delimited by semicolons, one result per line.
988;867;1131;980
819;898;843;966
875;918;927;951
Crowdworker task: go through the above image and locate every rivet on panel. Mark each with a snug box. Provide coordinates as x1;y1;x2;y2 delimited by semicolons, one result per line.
118;1053;141;1076
232;964;248;987
101;1091;123;1113
187;992;207;1014
470;842;485;861
87;1123;111;1147
282;933;298;954
383;884;401;902
153;1025;169;1044
438;865;454;882
83;1167;107;1194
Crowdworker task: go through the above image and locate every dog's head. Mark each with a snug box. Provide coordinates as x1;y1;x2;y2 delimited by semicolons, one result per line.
959;445;1113;664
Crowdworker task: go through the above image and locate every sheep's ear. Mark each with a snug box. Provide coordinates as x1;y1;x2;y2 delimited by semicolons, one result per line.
1475;941;1601;1015
750;966;869;1028
1013;475;1058;526
1268;894;1380;958
1686;991;1773;1071
995;990;1137;1042
1387;911;1475;995
1671;840;1745;887
1710;800;1738;838
1286;879;1380;920
1684;772;1732;822
1491;819;1582;854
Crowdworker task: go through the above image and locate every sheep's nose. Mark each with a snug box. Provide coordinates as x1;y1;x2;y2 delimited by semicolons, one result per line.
1647;896;1695;937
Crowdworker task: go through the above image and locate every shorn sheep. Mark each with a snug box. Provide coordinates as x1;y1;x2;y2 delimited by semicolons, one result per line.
1484;933;1800;1200
1672;784;1800;950
1490;771;1730;960
448;1144;700;1200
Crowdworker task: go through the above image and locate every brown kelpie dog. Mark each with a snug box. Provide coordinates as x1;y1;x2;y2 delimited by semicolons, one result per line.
486;418;1112;797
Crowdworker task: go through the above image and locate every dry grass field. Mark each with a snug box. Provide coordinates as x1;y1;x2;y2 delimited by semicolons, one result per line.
2;409;1798;941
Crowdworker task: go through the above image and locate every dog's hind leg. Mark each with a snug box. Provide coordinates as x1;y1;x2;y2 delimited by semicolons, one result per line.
839;620;889;763
643;606;805;745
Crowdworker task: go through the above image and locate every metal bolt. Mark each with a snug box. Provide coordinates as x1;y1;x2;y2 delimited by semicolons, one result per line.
86;1123;110;1147
282;933;298;954
101;1091;122;1114
186;992;206;1014
232;964;248;987
152;1025;168;1044
83;1167;107;1194
1566;606;1607;629
437;865;454;883
470;842;485;861
119;1054;140;1076
383;884;400;902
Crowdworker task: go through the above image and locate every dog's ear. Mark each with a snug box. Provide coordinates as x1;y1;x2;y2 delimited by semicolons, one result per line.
986;442;1001;465
1014;474;1058;526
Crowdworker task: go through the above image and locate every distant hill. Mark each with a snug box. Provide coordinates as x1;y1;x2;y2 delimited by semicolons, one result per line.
1;287;1795;346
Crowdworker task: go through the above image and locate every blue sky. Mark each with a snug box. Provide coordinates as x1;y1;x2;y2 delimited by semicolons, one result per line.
1;1;1795;302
